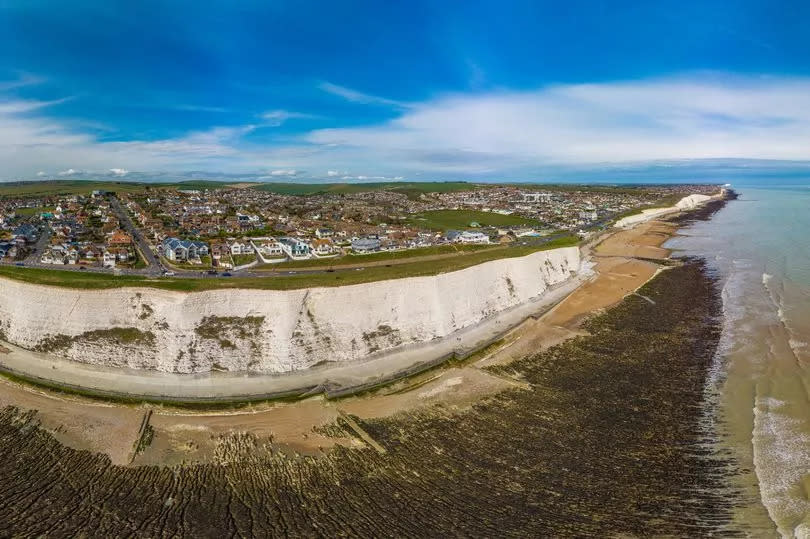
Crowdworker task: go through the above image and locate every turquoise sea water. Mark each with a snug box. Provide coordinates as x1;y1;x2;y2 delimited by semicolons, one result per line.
667;183;810;536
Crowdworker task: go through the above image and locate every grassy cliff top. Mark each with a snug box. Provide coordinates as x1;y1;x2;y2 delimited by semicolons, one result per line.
0;236;579;292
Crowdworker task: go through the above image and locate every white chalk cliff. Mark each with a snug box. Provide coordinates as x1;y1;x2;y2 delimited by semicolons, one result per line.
0;246;580;374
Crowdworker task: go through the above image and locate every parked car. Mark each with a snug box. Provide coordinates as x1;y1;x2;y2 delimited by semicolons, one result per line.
221;272;232;277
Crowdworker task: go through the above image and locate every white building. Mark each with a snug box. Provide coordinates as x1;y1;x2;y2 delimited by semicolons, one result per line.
457;231;490;244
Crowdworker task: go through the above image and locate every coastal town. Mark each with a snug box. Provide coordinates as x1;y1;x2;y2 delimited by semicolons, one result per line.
0;181;718;276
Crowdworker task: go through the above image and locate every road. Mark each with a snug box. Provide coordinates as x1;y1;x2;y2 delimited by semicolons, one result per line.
22;224;51;263
106;195;164;275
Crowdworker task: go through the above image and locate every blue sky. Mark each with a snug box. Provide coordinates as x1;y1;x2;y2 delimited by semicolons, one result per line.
1;0;809;182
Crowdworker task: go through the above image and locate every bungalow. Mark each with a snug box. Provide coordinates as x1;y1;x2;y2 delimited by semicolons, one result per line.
161;237;209;262
315;228;334;239
351;237;382;253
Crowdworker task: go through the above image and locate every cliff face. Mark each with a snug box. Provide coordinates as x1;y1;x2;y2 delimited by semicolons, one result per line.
0;246;580;373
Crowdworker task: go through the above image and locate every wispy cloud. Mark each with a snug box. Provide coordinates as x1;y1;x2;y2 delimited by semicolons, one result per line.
0;96;72;114
261;109;316;127
319;82;406;107
0;72;46;92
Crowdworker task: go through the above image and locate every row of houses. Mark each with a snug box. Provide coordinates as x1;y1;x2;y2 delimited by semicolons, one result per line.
40;243;134;267
159;227;492;266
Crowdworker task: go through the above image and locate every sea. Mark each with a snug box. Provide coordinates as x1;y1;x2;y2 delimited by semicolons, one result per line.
665;180;810;537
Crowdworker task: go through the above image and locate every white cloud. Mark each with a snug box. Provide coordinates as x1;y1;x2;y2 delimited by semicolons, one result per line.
261;110;314;127
109;168;128;176
36;171;46;176
58;168;79;176
3;74;810;180
309;74;810;167
319;82;407;107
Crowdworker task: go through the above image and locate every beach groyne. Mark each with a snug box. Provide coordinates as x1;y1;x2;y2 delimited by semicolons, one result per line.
0;246;580;374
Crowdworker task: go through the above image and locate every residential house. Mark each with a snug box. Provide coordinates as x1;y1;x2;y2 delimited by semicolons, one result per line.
278;237;310;258
457;231;490;244
161;237;209;262
310;238;335;256
108;229;132;246
229;240;255;255
102;250;117;268
351;237;382;253
254;239;284;258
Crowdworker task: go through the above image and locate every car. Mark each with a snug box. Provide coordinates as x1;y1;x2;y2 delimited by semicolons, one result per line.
221;272;232;277
79;266;86;270
14;262;24;267
206;270;218;275
162;270;175;276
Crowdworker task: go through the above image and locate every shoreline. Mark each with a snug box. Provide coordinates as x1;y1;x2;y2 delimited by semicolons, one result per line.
0;196;713;405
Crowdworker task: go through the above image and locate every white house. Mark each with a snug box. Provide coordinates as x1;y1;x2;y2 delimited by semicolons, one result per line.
254;239;284;257
229;241;255;255
161;237;209;262
457;231;490;244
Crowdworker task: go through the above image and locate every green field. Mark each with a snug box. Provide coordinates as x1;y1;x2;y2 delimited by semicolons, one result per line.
0;181;153;198
407;209;542;231
252;181;476;197
0;235;578;292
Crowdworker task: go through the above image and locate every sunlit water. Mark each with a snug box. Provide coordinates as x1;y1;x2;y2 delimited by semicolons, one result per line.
666;183;810;537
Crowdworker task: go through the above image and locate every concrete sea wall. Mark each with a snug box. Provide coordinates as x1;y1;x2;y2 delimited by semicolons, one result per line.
0;246;580;374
